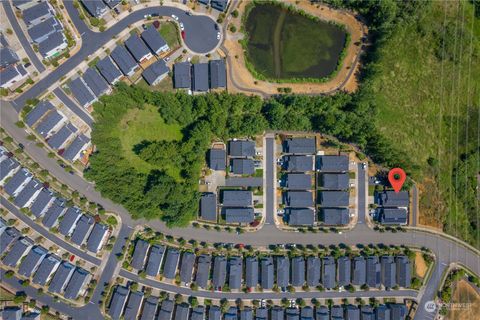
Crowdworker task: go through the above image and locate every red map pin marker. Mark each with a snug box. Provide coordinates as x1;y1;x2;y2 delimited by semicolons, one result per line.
388;168;406;193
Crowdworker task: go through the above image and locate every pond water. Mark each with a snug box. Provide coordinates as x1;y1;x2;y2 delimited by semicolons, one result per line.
245;3;347;80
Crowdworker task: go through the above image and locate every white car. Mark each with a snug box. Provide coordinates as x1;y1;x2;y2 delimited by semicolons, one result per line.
216;32;221;40
179;22;184;30
144;14;151;19
171;14;179;21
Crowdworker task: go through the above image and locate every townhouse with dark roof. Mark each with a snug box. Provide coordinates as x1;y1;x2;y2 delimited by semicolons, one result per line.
179;252;196;284
111;46;138;76
200;193;217;222
32;254;61;286
125;34;153;63
123;290;144;320
108;286;130;320
195;254;211;289
131;239;150;270
141;26;169;55
96;56;123;84
245;256;259;289
316;155;349;172
58;207;82;236
144;244;165;277
287;208;315;226
163;248;180;279
62;134;91;162
48;261;75;294
208;149;226;170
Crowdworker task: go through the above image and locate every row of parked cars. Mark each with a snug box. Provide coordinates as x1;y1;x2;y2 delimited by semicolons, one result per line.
129;239;412;291
108;287;409;320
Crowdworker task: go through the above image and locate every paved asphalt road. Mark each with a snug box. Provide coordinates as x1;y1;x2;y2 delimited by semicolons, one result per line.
1;196;101;266
264;137;275;225
357;163;366;224
412;185;418;226
1;2;45;72
53;88;94;127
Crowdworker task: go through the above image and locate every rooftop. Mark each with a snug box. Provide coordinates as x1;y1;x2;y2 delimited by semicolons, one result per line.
209;59;226;88
192;63;209;92
173;62;191;89
284;138;316;154
125;34;152;62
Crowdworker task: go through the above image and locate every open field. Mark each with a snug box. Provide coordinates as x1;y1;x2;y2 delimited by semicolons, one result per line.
447;280;480;320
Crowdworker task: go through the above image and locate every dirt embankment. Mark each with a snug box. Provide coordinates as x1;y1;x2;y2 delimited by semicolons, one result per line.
223;0;368;96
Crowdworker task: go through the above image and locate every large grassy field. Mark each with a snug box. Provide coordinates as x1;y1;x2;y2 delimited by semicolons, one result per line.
117;104;183;179
368;1;479;241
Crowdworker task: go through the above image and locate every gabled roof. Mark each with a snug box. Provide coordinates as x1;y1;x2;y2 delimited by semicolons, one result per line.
42;198;66;228
64;267;90;299
140;296;158;320
96;56;123;84
0;158;19;182
191;306;205;320
231;158;255;175
337;256;351;287
240;307;253;320
284;138;316;154
285;308;299;320
174;303;190;320
380;256;396;289
48;261;75;294
111;46;138;76
318;191;349;207
47;123;77;150
0;64;27;87
32;254;61;286
223;207;254;224
208;306;221;320
287;208;314;226
210;0;229;12
0;307;22;320
38;31;67;57
380;208;408;225
131;239;150;270
291;256;305;286
142;59;169;85
229;140;255;157
319;208;349;225
80;0;107;18
123;290;144;320
14;178;42;207
256;307;268;320
0;228;20;255
212;255;227;288
82;67;110;97
163;248;180;279
300;307;313;320
25;101;54;127
125;34;152;62
377;191;409;207
315;306;329;320
158;299;174;320
375;305;390;320
179;251;196;283
260;257;274;289
195;254;211;288
63;134;90;161
344;305;360;320
271;307;284;320
145;244;165;277
286;191;314;207
316;155;349;172
4;168;32;197
108;285;130;320
330;306;343;319
0;47;19;68
69;77;96;107
389;304;407;320
27;17;62;43
395;255;411;288
319;173;349;190
360;305;375;320
222;190;252;207
23;2;52;25
285;155;314;172
58;207;82;236
306;256;320;287
208;149;226;170
192;63;209;92
18;245;47;277
225;307;238;320
245;256;258;288
35;110;64;138
173;62;191;88
228;256;243;289
70;214;94;245
286;173;312;190
104;0;121;9
141;26;169;54
366;256;381;288
2;237;33;267
209;59;226;88
86;223;109;253
321;256;336;289
200;193;217;221
351;256;366;286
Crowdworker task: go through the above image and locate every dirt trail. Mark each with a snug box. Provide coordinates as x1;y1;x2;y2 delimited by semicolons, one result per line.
273;9;287;78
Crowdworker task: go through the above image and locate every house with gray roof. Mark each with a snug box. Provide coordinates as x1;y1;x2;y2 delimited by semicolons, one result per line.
123;290;144;320
27;17;62;44
319;173;349;190
58;207;82;236
173;62;191;89
18;245;47;277
69;77;97;108
48;261;75;294
145;244;165;276
2;237;33;267
379;208;408;225
42;198;66;228
0;64;28;90
231;158;255;175
228;256;243;289
286;173;312;190
208;149;226;170
96;56;123;84
229;140;255;158
344;305;359;320
319;208;349;225
125;34;153;63
285;308;299;320
131;239;150;270
62;134;90;162
260;257;274;289
0;307;22;320
306;256;320;287
4;168;33;197
285;155;314;172
224;307;238;320
352;256;366;286
82;67;111;97
64;267;91;299
104;0;121;9
360;306;375;320
223;207;254;224
179;252;196;284
366;256;381;288
47;123;77;150
389;304;407;320
86;223;109;253
240;307;253;320
315;306;329;320
163;248;180;279
301;307;313;320
286;191;314;207
108;286;130;320
80;0;108;18
316;155;349;172
32;254;61;286
0;158;19;185
255;307;267;320
23;1;53;26
330;306;343;319
13;178;42;208
141;26;169;55
25;101;54;127
175;303;190;320
142;59;169;85
271;307;284;320
195;254;211;289
287;208;314;226
71;214;94;245
284;138;316;154
35;109;65;138
245;256;258;289
291;256;305;287
375;305;390;320
38;31;67;59
0;47;18;68
276;256;290;288
209;59;226;89
377;191;409;207
111;46;138;76
208;306;221;320
318;191;349;207
380;256;396;289
395;256;411;288
200;193;217;222
321;256;336;289
192;63;209;92
0;228;19;255
191;306;205;320
212;255;227;289
222;190;252;207
337;256;351;287
158;299;174;320
140;296;159;320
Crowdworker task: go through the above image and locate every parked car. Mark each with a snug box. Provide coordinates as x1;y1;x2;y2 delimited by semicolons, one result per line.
144;14;151;18
181;30;186;39
171;14;179;21
179;22;184;30
216;32;221;40
114;7;120;14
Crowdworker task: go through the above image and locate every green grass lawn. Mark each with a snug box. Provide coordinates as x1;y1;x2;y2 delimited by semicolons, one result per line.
117;104;183;179
159;22;180;49
136;76;174;93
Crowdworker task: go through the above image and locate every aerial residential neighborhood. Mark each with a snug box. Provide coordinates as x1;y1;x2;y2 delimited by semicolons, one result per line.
0;1;479;320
